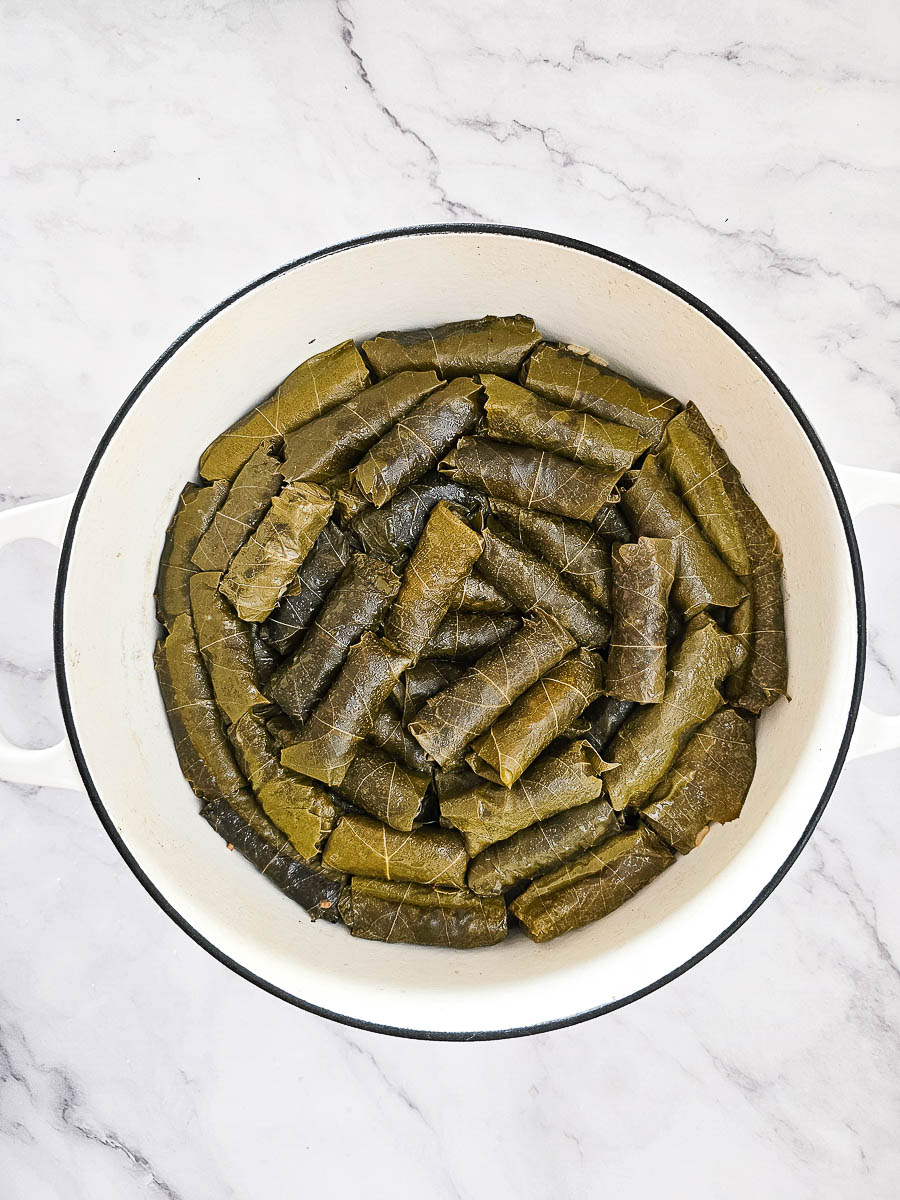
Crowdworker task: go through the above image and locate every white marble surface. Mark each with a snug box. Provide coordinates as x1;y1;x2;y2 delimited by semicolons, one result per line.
2;1;900;1195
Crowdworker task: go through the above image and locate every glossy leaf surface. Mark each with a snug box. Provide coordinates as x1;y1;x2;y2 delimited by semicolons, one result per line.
282;370;442;483
362;314;541;379
409;613;575;767
339;877;507;947
323;813;468;887
220;483;334;622
606;537;677;703
199;339;369;481
511;825;674;941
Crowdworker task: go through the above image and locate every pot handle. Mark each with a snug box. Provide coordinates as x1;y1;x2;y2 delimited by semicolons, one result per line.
0;494;83;790
836;465;900;760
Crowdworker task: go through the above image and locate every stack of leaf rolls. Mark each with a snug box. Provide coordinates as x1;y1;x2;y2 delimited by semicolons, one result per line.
154;315;786;948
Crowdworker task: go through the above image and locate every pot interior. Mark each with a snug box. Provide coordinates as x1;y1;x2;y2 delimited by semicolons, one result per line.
60;230;859;1035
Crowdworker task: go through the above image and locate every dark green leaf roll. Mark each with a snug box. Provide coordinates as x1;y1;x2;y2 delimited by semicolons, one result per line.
339;877;507;947
467;649;605;787
409;612;575;768
268;553;401;722
481;374;652;471
189;571;269;725
657;403;751;575
227;710;337;858
362;314;541;379
421;612;520;659
448;573;513;614
488;498;613;610
154;613;245;801
351;377;483;507
191;439;283;572
199;339;370;482
639;708;757;853
605;615;746;811
323;813;468;887
606;538;677;704
521;343;678;444
280;633;411;785
441;739;611;857
350;475;477;563
394;659;465;723
219;483;335;622
368;697;433;775
467;798;620;896
332;743;431;832
281;370;443;483
511;825;674;942
261;520;354;655
156;479;229;630
620;455;745;617
440;436;624;523
476;521;611;646
383;501;484;661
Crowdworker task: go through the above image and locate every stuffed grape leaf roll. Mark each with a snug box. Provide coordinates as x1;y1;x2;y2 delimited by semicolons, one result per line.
605;615;746;811
338;877;507;948
467;649;605;786
217;785;298;850
200;796;345;919
322;813;468;887
657;403;751;574
350;474;476;563
639;708;757;853
576;696;636;752
510;825;674;942
362;314;541;380
440;739;611;857
481;374;652;471
189;571;269;725
351;377;483;507
281;370;443;483
394;659;465;723
368;697;433;775
156;479;229;631
620;455;745;617
154;613;245;801
421;612;520;659
261;520;354;655
191;439;283;572
476;521;610;646
440;436;624;523
280;633;411;785
605;538;677;704
220;483;335;622
467;798;620;896
520;343;678;444
448;573;513;614
383;501;484;661
725;507;787;713
488;498;613;609
199;339;370;482
409;612;575;767
331;743;431;832
227;710;337;858
658;405;787;710
268;553;401;722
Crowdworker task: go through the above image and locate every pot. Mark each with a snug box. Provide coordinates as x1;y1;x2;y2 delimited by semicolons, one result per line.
2;226;898;1040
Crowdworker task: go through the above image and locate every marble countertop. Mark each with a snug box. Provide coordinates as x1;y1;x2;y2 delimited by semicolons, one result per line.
3;2;899;1195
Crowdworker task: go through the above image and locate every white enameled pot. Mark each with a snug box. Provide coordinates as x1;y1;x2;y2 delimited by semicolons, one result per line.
3;226;899;1040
